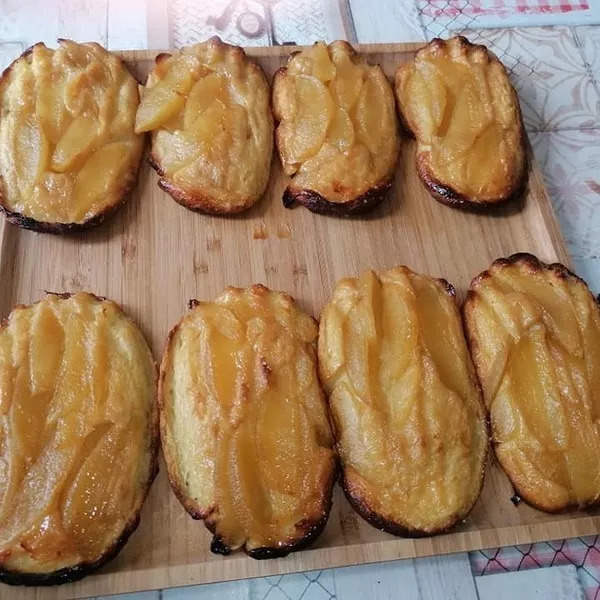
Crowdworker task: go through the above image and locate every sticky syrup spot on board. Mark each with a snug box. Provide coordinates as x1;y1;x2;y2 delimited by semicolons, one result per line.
276;223;292;239
253;221;268;240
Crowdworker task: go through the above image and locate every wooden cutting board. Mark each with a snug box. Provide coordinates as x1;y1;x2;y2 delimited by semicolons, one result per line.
1;43;596;600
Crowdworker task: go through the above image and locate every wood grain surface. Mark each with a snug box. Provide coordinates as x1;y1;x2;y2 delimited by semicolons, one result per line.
1;43;594;600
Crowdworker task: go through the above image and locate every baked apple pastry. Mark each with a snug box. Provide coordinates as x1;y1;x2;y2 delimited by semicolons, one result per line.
464;253;600;512
159;285;336;557
318;268;488;535
395;36;527;208
0;40;144;232
273;41;400;215
136;37;273;214
0;293;157;585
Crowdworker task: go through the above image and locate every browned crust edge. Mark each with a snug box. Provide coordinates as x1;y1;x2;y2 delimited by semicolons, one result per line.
158;287;338;559
0;292;159;586
462;252;600;513
282;179;394;216
148;155;256;216
0;41;145;234
396;36;529;210
325;269;489;537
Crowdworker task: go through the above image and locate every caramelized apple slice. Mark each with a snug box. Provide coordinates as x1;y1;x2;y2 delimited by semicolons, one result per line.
51;116;98;173
327;106;354;153
307;42;336;82
161;60;195;94
71;142;131;221
135;81;185;133
152;130;201;175
188;99;228;142
184;74;229;131
330;52;363;111
464;254;600;511
287;75;334;163
355;73;390;155
14;116;50;197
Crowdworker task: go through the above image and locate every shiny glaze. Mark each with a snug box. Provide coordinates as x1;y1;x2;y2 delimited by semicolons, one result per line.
0;40;143;224
160;285;335;554
395;37;525;203
319;268;488;534
0;293;156;574
273;41;399;205
464;255;600;511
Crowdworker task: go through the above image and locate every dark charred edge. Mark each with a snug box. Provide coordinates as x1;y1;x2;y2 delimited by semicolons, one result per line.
188;299;201;309
244;456;338;560
465;252;592;297
416;152;528;211
0;295;159;587
0;142;145;235
148;156;255;216
435;277;456;299
505;479;600;514
282;180;392;216
0;42;41;82
0;514;142;587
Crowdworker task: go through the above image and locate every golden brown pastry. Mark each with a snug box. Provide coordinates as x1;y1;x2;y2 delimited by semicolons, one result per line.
318;268;488;535
159;285;336;558
0;292;157;585
0;40;144;232
395;36;527;208
273;41;400;215
135;37;273;214
463;253;600;512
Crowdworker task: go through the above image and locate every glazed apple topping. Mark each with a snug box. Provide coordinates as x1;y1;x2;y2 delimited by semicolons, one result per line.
274;41;399;204
395;37;525;202
161;286;335;553
0;40;143;224
136;39;272;210
464;256;600;511
318;268;488;533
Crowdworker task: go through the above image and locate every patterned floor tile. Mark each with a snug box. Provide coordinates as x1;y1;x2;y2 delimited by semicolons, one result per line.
265;586;291;600
575;25;600;85
529;129;600;260
302;582;334;600
315;569;335;595
475;565;584;600
464;27;600;131
249;576;274;600
162;579;249;599
277;573;310;599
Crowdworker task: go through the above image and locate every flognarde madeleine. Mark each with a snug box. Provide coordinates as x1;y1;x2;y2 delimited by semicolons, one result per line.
159;285;336;558
273;41;400;215
0;40;144;233
395;36;527;208
463;253;600;513
318;268;488;536
0;293;157;586
135;37;273;214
